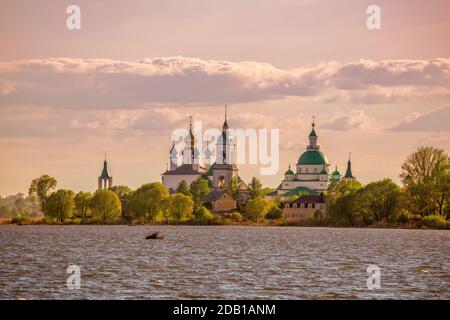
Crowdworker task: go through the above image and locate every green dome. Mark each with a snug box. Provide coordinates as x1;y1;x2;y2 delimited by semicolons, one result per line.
284;168;294;175
332;169;340;176
297;150;328;165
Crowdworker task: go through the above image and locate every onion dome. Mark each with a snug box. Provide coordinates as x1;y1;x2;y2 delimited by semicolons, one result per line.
297;150;328;165
284;164;294;175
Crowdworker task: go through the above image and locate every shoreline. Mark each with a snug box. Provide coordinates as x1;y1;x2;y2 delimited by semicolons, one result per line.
1;217;447;230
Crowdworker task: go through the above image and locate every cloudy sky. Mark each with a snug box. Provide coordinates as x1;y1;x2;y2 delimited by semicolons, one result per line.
0;0;449;195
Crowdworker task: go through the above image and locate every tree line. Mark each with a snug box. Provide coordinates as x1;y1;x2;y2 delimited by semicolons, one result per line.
3;146;449;228
26;173;280;224
325;147;450;229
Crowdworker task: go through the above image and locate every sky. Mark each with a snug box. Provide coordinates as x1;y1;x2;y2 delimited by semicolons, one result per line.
0;0;449;195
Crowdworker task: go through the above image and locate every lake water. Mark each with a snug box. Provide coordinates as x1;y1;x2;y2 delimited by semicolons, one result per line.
0;225;449;299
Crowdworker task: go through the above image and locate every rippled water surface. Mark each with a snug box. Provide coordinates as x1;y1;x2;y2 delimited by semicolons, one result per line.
0;225;449;299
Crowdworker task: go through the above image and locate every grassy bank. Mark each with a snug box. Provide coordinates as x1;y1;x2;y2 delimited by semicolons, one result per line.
3;215;449;230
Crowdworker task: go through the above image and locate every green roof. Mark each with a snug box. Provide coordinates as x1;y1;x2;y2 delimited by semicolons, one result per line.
309;128;317;137
320;168;328;174
297;150;328;165
332;169;340;176
283;186;317;197
99;160;111;179
284;168;294;175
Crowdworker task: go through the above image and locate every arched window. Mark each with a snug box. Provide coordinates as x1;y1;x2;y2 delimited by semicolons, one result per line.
308;203;313;209
293;203;297;208
218;175;225;189
285;204;290;208
300;203;305;208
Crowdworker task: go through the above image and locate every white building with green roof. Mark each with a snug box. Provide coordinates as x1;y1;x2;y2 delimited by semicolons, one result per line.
270;119;339;198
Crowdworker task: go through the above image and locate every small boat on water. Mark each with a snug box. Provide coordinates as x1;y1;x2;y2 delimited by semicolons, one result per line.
146;231;164;240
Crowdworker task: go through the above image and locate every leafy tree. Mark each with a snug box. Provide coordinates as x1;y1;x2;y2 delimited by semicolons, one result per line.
193;205;214;223
28;175;57;213
109;185;132;201
245;197;271;222
357;179;403;223
0;193;41;218
328;191;361;226
327;179;363;226
400;146;450;217
190;177;210;213
127;182;169;222
169;193;194;222
228;176;241;199
90;189;121;223
109;185;132;217
249;177;264;199
176;180;191;196
74;191;92;219
46;189;75;222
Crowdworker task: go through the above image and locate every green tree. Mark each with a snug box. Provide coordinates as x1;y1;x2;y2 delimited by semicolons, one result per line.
249;177;264;199
266;203;283;220
176;180;191;196
46;189;75;222
74;191;92;219
193;205;214;223
245;197;271;222
190;177;210;214
327;179;363;226
109;185;132;217
400;146;450;217
228;176;241;199
357;179;403;223
90;189;121;223
127;182;169;222
28;175;57;214
169;193;194;222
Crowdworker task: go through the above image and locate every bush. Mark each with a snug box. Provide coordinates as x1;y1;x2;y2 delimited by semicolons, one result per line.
266;206;282;220
230;211;243;222
421;215;448;229
398;211;411;223
193;206;214;224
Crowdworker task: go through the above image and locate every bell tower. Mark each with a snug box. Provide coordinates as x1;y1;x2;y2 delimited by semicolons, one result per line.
98;153;113;189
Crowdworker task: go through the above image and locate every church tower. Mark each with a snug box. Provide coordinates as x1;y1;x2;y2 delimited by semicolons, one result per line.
216;104;232;165
169;141;179;171
344;153;355;180
183;116;195;165
307;116;320;150
211;105;238;190
98;154;113;190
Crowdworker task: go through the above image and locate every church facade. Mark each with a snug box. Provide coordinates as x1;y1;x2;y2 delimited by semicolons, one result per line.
161;106;248;212
269;118;355;200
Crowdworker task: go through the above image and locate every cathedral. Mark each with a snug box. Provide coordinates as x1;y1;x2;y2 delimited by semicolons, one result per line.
269;118;355;199
161;106;248;212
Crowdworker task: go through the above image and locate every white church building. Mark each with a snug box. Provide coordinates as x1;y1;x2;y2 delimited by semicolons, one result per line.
268;118;354;199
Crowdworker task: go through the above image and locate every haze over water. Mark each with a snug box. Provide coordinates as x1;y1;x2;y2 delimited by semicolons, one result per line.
0;225;448;299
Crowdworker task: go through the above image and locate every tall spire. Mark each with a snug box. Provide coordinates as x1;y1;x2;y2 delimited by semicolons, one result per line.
223;104;229;131
344;152;354;179
189;115;195;151
307;116;319;150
